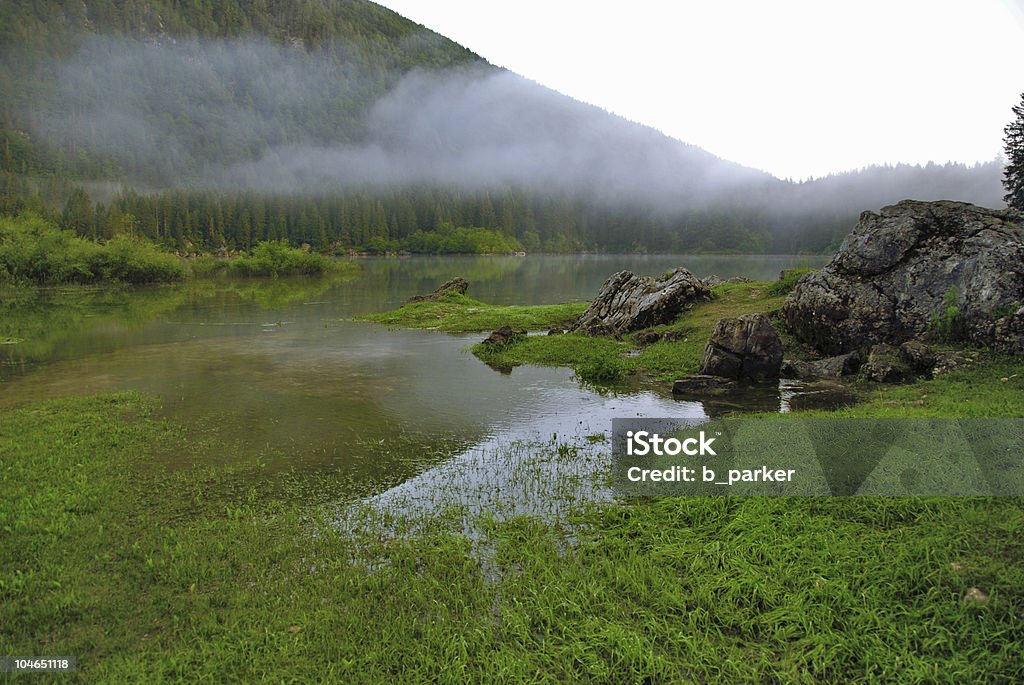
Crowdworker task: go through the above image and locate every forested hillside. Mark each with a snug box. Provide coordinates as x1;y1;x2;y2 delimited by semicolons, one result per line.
0;1;1007;254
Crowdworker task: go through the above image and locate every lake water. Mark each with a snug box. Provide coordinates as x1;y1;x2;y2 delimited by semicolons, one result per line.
1;255;827;498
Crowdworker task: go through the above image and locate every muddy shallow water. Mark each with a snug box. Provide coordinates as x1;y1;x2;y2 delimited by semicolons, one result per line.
1;254;835;497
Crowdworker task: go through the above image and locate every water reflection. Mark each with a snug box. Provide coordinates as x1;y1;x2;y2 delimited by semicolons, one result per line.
0;254;830;493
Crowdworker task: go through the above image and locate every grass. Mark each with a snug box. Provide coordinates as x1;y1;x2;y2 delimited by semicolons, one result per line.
814;349;1024;418
357;291;588;333
473;281;792;383
364;278;1024;411
4;269;1022;680
1;393;1022;682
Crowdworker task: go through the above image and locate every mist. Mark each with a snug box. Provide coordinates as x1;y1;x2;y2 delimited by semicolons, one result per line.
36;36;771;207
33;34;1005;221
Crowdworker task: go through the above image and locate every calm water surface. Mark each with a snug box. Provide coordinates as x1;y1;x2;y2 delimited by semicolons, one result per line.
1;255;827;493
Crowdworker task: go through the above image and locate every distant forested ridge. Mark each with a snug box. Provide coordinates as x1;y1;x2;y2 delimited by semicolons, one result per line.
0;1;1007;254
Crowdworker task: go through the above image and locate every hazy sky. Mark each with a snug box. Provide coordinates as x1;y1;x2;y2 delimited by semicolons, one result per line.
375;0;1024;180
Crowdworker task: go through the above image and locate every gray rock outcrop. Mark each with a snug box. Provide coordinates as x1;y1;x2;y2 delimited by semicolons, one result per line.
783;200;1024;354
571;268;709;335
698;313;783;382
781;351;862;380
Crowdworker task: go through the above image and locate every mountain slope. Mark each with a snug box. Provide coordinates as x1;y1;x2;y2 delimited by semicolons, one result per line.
0;0;1006;254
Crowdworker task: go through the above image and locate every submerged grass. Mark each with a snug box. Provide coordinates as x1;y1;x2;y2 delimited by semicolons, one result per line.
1;393;1021;682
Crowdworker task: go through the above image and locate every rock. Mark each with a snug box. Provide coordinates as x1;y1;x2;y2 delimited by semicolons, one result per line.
407;277;469;303
633;330;662;346
962;587;989;605
783;200;1024;354
781;351;862;380
571;268;710;336
547;327;565;336
661;330;689;343
481;325;526;346
898;340;935;373
701;274;723;288
932;350;966;376
726;276;752;284
699;313;784;382
672;375;737;394
861;344;909;383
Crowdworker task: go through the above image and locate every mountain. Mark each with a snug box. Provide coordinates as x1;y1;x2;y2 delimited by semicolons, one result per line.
0;0;1006;253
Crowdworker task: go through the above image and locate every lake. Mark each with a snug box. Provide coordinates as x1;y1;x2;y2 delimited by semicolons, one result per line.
1;254;827;498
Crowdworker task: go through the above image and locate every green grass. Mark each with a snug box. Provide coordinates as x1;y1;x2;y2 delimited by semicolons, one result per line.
1;393;1021;682
364;277;1024;418
815;349;1024;418
474;281;791;383
357;292;588;333
4;272;1021;680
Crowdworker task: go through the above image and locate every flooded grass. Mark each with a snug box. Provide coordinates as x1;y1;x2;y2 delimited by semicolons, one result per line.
4;261;1023;680
2;393;1022;682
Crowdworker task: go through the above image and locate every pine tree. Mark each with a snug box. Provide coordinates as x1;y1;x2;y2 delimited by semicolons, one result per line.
1003;92;1024;211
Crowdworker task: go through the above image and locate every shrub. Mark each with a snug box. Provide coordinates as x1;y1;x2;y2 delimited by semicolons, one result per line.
932;285;967;342
230;240;334;277
0;212;184;285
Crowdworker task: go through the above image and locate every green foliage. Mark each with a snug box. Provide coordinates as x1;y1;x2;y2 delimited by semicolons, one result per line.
1;393;1022;681
473;334;625;377
399;226;523;254
0;0;482;186
229;240;345;277
471;281;790;385
572;347;627;385
932;285;967;343
765;267;815;297
0;212;185;284
804;349;1024;418
1003;91;1024;211
360;292;586;332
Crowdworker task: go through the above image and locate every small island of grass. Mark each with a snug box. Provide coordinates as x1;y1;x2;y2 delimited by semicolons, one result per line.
357;291;588;333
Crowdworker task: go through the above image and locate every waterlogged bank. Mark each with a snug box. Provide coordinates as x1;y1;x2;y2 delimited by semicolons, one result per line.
1;393;1021;682
5;255;1022;679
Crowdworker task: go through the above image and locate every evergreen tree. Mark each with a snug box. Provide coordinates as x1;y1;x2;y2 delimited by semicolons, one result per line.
1004;92;1024;211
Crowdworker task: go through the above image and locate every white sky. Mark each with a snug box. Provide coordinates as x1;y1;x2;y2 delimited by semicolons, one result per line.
374;0;1024;180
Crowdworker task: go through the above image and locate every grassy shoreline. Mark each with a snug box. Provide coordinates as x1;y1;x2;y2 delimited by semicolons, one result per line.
1;212;358;285
4;273;1024;681
1;393;1022;682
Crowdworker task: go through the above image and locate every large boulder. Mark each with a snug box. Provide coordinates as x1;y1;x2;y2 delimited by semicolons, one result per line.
781;351;862;380
571;268;709;335
783;200;1024;354
699;313;784;382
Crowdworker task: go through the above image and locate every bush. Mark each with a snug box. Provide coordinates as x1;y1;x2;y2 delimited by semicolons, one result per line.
0;212;184;285
399;226;523;254
932;285;967;342
230;240;335;277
